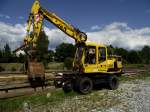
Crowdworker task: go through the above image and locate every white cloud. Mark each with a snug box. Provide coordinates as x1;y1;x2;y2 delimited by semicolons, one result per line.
0;22;26;50
0;14;25;20
0;21;150;51
0;14;10;19
91;25;101;30
44;27;74;49
0;21;73;50
18;16;24;20
87;22;150;50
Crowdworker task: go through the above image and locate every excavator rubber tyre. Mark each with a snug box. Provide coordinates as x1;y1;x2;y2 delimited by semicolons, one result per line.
62;81;73;93
107;76;119;90
74;77;93;94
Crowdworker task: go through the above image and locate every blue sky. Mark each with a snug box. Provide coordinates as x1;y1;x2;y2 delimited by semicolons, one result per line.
0;0;150;30
0;0;150;50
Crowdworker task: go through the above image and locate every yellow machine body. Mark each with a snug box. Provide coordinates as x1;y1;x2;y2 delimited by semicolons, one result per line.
15;0;123;79
73;42;123;74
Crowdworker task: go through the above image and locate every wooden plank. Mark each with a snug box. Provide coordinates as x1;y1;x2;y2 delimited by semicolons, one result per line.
0;82;30;90
0;73;55;81
0;80;28;87
0;80;53;91
0;70;71;74
0;75;28;81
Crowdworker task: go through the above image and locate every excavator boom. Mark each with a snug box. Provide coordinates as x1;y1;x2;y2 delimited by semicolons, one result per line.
24;0;87;50
13;0;87;81
40;8;87;44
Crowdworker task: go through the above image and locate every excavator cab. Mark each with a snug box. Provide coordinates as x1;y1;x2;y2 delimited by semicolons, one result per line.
73;42;123;74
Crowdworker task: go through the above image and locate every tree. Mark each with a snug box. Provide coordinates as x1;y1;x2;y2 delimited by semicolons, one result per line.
36;31;49;67
36;31;49;54
3;43;11;62
114;47;129;63
11;53;18;63
48;50;55;62
64;57;73;69
55;43;76;62
127;50;142;64
18;53;26;63
140;46;150;64
107;45;115;55
0;49;3;63
4;43;11;53
0;49;2;60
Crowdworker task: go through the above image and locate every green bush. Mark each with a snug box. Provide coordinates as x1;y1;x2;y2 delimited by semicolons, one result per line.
64;57;73;70
19;65;25;72
137;64;145;68
11;66;16;71
0;66;5;72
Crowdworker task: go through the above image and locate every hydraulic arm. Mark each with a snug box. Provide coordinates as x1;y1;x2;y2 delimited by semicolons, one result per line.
24;0;87;51
13;0;87;82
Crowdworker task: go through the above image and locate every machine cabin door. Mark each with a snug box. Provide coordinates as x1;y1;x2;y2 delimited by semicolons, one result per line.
98;47;107;72
84;46;98;73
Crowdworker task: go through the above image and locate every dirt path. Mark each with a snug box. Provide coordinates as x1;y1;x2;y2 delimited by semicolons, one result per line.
23;77;150;112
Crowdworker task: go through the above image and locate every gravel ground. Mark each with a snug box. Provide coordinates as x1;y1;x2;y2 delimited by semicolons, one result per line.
107;78;150;112
22;77;150;112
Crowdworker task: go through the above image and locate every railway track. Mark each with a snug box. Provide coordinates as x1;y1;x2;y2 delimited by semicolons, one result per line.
0;68;150;99
0;72;59;99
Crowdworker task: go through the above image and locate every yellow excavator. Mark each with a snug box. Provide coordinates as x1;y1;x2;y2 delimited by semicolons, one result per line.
15;0;123;94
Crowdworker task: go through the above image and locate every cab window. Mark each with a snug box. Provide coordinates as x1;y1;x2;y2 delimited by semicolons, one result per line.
85;46;96;64
98;47;106;63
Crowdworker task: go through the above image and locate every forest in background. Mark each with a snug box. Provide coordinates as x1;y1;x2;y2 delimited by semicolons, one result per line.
0;31;150;70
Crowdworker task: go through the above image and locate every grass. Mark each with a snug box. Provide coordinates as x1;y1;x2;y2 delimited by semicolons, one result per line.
0;62;64;72
47;62;64;70
0;63;23;71
0;89;77;112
